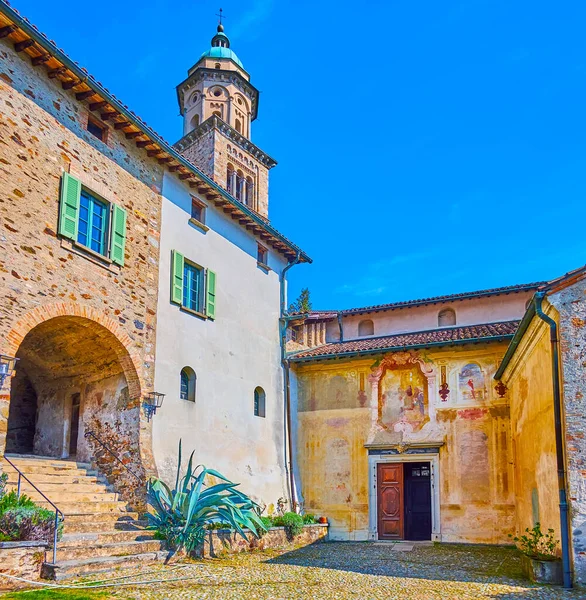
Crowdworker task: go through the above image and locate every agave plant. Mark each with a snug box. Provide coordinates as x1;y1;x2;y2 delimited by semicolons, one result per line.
146;440;267;553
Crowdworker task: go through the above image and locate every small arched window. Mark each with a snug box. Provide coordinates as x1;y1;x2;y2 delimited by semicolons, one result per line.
236;170;244;201
254;387;266;418
245;177;254;206
358;319;374;337
438;308;456;327
191;114;200;128
180;367;196;402
227;164;235;194
215;63;221;69
213;110;222;118
235;118;242;134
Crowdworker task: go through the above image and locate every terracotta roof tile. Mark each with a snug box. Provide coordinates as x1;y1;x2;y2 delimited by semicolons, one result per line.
288;320;520;361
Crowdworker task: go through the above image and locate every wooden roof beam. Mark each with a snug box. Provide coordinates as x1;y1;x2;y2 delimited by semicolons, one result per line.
114;121;132;130
89;101;108;111
179;172;194;180
0;25;17;39
48;66;67;78
31;53;50;66
101;111;120;121
14;39;34;52
125;131;142;139
62;78;82;90
158;157;172;164
147;149;162;157
136;140;153;148
76;90;96;101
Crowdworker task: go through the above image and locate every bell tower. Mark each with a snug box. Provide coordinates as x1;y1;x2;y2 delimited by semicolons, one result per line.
175;17;276;217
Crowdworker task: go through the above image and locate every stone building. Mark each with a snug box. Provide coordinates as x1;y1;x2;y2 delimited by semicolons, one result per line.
0;0;308;529
286;270;586;586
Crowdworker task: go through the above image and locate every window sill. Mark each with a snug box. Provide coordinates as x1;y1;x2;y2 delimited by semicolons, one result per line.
188;218;209;233
257;261;271;273
180;305;208;320
60;238;119;272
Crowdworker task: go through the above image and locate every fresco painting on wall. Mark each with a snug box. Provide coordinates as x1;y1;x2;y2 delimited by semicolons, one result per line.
380;367;428;433
459;363;487;402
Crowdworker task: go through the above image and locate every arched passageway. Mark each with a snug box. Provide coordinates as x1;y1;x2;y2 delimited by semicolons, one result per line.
6;315;141;462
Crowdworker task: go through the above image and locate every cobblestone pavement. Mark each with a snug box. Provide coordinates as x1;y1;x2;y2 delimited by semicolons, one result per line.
77;542;581;599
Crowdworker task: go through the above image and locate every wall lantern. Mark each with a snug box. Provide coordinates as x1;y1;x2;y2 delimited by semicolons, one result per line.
143;391;165;421
0;355;18;389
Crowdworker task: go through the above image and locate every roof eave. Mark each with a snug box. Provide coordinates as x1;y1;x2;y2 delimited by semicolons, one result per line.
288;333;515;364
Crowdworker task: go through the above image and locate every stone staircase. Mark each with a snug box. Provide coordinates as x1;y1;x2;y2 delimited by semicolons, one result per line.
3;454;168;580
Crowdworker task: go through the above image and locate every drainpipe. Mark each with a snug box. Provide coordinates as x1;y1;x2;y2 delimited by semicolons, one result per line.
279;252;301;511
534;291;573;589
337;312;344;342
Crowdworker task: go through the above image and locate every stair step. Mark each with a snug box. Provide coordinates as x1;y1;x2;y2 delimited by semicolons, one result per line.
42;551;169;581
5;473;104;484
62;529;155;545
55;539;165;562
36;500;129;514
5;454;92;469
62;517;145;534
6;481;113;494
8;488;120;503
3;464;97;477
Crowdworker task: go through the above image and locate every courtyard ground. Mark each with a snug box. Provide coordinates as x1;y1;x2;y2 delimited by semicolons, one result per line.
2;541;582;599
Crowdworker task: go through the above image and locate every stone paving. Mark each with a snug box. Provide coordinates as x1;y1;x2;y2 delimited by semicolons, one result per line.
62;542;583;599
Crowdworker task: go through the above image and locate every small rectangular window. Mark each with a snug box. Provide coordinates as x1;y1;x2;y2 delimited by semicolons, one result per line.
183;261;204;312
78;190;109;255
257;244;268;266
291;326;300;342
190;197;206;224
87;116;107;142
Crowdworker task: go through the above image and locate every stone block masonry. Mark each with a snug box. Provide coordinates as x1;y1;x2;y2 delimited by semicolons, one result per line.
0;35;164;506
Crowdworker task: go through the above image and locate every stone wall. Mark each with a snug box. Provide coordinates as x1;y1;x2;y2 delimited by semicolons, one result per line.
550;278;586;586
0;542;47;589
201;524;328;558
0;36;162;495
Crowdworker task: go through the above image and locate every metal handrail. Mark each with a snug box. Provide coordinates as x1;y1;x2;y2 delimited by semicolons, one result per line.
2;455;64;565
84;430;142;482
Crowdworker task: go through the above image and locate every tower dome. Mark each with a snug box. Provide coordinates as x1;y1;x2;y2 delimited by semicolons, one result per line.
199;24;244;69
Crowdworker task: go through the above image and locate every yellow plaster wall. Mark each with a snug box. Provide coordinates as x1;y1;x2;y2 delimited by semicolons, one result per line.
295;345;516;543
501;316;560;548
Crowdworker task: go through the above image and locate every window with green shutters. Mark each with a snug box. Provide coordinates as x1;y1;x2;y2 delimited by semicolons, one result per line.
58;172;127;265
171;249;217;320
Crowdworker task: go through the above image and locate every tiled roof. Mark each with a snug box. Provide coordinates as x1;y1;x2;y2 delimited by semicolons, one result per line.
288;320;520;361
337;283;543;316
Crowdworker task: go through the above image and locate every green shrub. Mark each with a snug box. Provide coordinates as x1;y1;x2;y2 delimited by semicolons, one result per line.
205;521;232;531
302;513;317;525
275;512;304;539
0;490;61;543
261;516;274;529
147;440;267;553
509;523;559;560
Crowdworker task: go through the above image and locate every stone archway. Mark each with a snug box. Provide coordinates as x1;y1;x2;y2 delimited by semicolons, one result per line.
1;304;154;508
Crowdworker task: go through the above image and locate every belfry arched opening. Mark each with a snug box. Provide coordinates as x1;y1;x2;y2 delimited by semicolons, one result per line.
5;315;140;461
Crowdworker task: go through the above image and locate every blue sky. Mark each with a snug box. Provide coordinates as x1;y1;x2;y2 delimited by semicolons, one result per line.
23;0;586;310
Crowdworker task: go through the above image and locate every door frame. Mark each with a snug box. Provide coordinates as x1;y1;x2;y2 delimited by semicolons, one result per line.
368;452;441;541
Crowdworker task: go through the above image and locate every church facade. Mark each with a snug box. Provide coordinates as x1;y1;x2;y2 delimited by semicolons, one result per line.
286;269;586;586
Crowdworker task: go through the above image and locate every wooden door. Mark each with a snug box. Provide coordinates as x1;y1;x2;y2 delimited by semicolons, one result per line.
377;463;404;540
69;393;80;456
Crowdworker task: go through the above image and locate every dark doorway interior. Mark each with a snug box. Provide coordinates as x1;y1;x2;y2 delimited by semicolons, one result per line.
404;461;432;541
5;367;37;454
69;393;81;457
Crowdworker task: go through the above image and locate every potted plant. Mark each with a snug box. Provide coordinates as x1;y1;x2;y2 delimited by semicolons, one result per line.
318;516;328;525
510;523;562;585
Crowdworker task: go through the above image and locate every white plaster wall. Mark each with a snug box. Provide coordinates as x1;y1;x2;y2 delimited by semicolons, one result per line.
153;173;288;507
339;293;532;341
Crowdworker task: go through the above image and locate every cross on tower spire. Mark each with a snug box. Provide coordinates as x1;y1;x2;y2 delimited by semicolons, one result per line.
216;8;225;27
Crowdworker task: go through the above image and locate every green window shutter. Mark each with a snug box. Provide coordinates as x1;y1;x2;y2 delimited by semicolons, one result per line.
206;269;217;319
171;250;184;305
58;172;81;240
110;204;127;266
